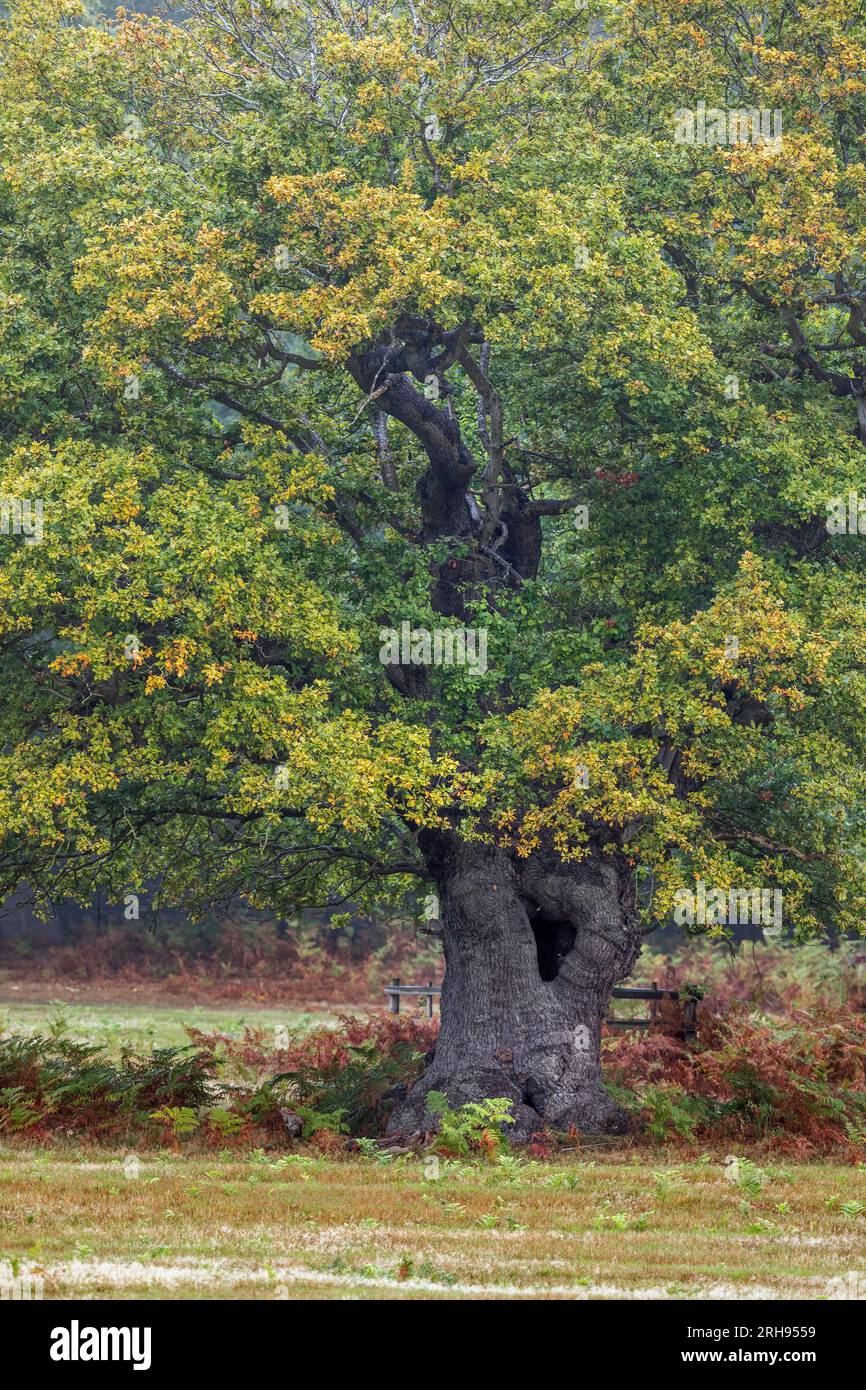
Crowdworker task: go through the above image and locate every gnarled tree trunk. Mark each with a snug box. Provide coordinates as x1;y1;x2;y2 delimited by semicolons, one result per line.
389;833;642;1142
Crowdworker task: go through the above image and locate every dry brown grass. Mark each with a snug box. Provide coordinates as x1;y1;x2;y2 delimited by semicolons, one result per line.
2;1146;865;1300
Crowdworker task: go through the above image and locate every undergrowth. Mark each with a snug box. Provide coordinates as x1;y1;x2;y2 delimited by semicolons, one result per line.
605;1003;866;1156
0;1013;436;1147
3;952;866;1156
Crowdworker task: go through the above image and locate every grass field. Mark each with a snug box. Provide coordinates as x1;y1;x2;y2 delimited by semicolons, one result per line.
2;1149;865;1300
0;1001;333;1056
2;987;865;1301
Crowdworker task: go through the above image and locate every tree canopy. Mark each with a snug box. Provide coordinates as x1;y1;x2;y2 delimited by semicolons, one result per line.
2;0;866;941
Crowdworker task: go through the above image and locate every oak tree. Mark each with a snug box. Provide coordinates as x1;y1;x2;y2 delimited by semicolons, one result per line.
2;0;866;1135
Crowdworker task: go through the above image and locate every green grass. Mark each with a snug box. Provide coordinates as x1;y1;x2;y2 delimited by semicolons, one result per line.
2;992;865;1300
0;1001;334;1056
2;1148;865;1300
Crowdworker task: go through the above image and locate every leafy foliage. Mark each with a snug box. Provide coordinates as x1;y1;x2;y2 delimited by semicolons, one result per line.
425;1090;516;1156
608;1003;866;1155
188;1010;436;1134
149;1104;200;1139
0;0;865;941
0;1035;216;1136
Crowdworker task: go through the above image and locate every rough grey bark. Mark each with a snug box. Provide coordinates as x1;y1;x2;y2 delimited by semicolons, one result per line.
388;833;642;1142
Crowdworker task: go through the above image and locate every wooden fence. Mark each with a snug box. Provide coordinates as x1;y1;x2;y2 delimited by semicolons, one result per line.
384;978;698;1037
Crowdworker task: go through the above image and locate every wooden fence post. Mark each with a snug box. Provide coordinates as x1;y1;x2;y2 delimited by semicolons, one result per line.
389;977;400;1014
684;995;698;1038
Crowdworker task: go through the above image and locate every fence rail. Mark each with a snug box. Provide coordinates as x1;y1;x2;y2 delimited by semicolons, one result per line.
384;978;699;1036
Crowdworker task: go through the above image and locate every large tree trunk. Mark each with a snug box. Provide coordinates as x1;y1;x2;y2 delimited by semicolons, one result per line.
389;834;642;1142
